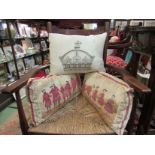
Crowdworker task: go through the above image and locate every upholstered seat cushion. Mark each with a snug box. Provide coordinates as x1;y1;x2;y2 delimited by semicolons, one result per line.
28;95;114;134
106;55;127;68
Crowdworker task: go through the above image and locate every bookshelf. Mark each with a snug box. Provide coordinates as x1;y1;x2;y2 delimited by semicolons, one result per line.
0;19;49;110
0;19;49;87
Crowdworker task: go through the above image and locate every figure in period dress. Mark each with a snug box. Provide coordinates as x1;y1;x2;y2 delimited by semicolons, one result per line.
42;89;52;111
71;77;77;92
97;89;107;106
92;86;99;101
64;81;72;99
60;86;67;102
49;84;61;107
83;83;92;96
104;95;117;113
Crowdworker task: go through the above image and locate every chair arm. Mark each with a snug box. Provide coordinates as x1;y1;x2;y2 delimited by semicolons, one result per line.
2;65;50;94
108;42;132;49
106;64;151;93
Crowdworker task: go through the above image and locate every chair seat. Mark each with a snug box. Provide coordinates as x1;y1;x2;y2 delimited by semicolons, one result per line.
28;95;115;135
106;55;127;68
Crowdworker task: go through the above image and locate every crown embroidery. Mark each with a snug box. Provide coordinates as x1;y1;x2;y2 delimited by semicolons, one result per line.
59;41;95;71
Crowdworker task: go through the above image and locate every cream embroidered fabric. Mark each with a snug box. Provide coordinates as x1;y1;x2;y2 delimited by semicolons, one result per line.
49;33;107;74
27;74;81;126
82;72;133;135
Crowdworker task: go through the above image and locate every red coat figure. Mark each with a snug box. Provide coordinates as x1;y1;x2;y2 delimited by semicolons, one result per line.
85;85;92;96
92;87;99;101
97;89;107;106
60;86;66;102
64;81;72;99
97;93;105;106
49;84;61;107
71;77;77;92
42;90;52;111
104;95;117;114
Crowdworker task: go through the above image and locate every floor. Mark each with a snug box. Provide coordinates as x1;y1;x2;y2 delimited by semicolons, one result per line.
0;97;27;126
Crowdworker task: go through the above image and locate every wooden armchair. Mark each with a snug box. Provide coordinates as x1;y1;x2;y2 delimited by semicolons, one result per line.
2;23;151;135
107;35;141;77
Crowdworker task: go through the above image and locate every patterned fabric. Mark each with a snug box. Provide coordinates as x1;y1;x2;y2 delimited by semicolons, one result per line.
28;95;114;134
27;74;81;126
49;33;107;74
82;72;133;135
106;55;127;68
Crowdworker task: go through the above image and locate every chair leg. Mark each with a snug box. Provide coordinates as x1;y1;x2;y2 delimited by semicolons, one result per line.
136;91;153;134
127;92;138;134
15;90;29;135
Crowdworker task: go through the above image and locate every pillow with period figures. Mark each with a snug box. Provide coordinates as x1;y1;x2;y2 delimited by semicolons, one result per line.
82;72;133;135
27;74;81;126
49;32;107;74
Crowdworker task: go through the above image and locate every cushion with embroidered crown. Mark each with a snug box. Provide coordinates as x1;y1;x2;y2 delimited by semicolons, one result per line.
49;32;107;74
27;74;81;126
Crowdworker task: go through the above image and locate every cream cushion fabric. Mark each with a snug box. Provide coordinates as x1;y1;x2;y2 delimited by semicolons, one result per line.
82;72;133;134
49;33;107;74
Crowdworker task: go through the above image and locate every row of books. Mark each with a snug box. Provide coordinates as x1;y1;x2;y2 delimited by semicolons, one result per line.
0;38;48;63
130;20;155;27
0;53;49;86
0;21;48;39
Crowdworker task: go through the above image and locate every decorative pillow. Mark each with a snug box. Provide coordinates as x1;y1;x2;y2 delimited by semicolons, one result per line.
82;72;133;135
27;74;81;126
49;32;107;74
106;55;127;68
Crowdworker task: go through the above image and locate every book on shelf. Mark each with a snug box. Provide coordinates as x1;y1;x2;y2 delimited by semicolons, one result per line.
0;64;8;86
24;56;35;70
21;38;33;50
30;27;38;38
14;44;26;58
33;43;41;51
17;23;30;37
130;20;144;26
115;21;128;31
41;40;47;51
17;23;38;38
21;38;36;55
7;59;25;77
3;46;13;61
144;20;155;27
34;54;42;65
0;21;19;39
17;59;25;76
0;47;7;63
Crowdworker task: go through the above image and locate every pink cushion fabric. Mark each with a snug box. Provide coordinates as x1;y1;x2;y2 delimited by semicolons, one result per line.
106;55;127;68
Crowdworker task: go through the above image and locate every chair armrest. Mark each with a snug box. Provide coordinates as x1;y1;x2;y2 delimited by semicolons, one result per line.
108;42;132;49
106;64;151;93
123;74;151;93
2;65;50;94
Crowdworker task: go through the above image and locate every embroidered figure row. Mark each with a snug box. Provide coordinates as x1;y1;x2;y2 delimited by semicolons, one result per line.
83;83;118;114
42;76;80;111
